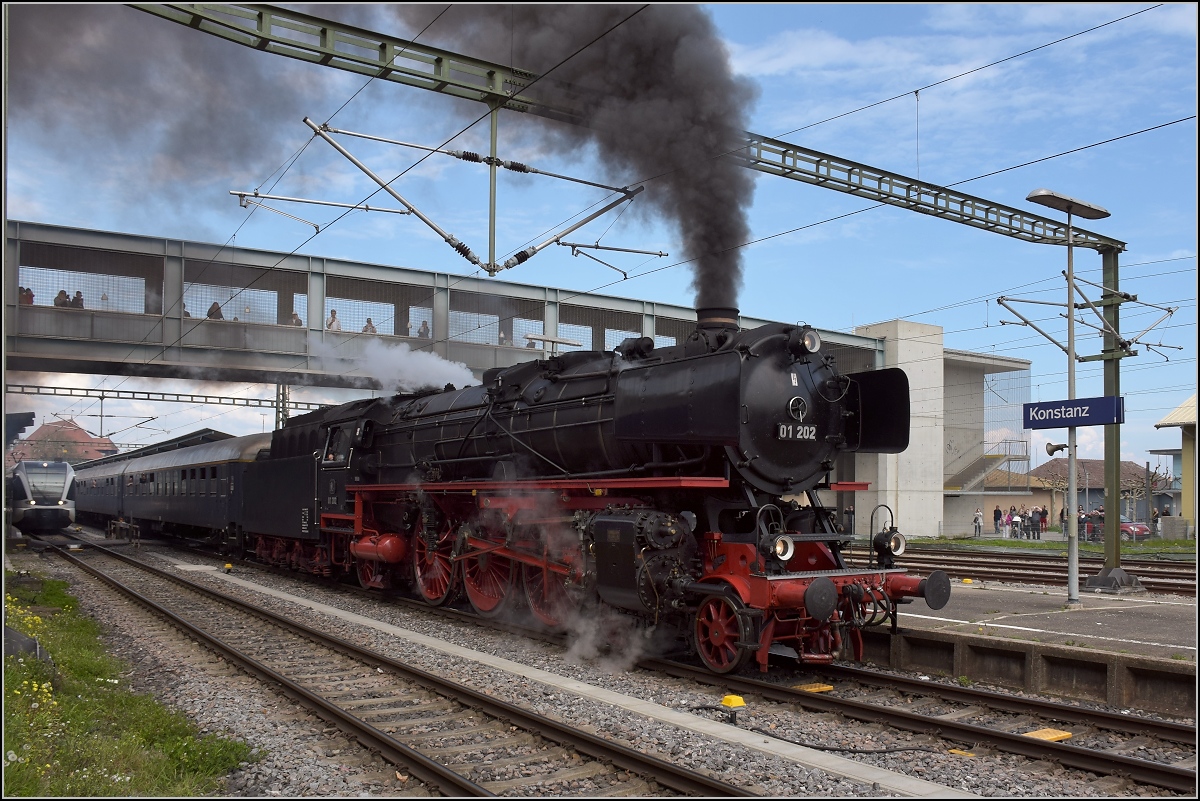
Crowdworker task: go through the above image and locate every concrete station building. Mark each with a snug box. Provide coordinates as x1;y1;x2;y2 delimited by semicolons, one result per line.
8;220;1034;539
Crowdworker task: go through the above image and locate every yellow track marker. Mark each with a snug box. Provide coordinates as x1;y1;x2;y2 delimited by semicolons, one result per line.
1023;728;1072;742
793;683;834;693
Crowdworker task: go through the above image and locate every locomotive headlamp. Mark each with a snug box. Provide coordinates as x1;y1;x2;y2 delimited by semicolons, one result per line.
57;500;65;505
800;327;822;354
788;325;823;359
872;528;907;569
772;535;795;562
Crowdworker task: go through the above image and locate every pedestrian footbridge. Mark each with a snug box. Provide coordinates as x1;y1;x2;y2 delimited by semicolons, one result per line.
6;220;883;389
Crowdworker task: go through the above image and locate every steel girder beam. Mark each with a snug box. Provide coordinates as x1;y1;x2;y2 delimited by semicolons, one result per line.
740;135;1124;251
132;3;1126;253
129;3;580;122
4;383;326;412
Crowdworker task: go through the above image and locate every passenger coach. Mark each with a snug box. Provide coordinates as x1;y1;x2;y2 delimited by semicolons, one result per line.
75;432;271;538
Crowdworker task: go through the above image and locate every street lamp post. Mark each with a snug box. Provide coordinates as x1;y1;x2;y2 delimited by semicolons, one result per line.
1026;189;1110;606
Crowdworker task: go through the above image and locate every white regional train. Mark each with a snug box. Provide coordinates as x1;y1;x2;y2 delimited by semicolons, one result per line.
6;461;76;533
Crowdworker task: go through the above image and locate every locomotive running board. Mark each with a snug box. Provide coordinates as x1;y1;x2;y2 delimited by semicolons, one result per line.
765;567;908;580
349;477;730;493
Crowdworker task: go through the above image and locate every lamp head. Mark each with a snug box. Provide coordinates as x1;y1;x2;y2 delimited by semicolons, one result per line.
1026;189;1110;220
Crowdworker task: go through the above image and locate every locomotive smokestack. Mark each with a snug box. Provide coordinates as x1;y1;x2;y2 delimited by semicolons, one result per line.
696;307;740;332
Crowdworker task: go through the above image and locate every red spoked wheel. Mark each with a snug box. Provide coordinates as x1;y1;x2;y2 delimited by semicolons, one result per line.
694;594;751;674
412;522;458;606
523;563;572;628
462;540;517;618
357;559;392;590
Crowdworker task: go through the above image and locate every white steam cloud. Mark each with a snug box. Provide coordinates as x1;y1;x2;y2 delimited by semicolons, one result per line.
310;337;476;394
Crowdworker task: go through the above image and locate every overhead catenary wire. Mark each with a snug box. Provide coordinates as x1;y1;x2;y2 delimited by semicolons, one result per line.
68;112;1195;434
45;6;651;433
772;4;1165;138
53;4;463;423
35;9;1193;444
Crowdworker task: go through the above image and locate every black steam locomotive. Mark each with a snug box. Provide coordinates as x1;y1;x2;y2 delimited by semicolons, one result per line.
75;308;949;673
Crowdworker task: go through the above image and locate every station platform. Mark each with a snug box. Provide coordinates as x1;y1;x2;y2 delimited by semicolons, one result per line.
862;575;1196;716
903;573;1196;662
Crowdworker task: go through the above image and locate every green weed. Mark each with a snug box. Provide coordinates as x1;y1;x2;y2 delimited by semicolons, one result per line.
4;573;253;796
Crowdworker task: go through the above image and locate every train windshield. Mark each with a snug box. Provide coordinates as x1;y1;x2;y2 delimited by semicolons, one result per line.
23;462;71;503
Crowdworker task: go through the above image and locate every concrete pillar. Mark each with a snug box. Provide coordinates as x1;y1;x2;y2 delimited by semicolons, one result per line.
544;288;559;340
432;272;449;346
164;239;185;363
306;258;324;333
855;320;945;537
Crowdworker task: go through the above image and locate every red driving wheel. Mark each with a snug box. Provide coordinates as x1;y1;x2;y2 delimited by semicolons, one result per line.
462;536;517;618
412;520;458;606
694;594;751;674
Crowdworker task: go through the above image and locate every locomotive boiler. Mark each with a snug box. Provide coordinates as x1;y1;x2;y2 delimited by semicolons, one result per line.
76;307;950;674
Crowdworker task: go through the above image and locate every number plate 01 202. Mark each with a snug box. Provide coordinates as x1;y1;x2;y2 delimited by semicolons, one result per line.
777;423;817;440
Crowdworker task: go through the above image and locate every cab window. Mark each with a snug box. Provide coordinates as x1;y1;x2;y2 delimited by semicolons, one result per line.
323;427;351;464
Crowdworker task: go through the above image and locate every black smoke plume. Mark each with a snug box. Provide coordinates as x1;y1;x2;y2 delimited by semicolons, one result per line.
5;5;346;214
386;5;758;310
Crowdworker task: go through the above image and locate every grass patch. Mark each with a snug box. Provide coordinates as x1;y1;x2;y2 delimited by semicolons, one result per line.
914;537;1196;557
4;572;253;796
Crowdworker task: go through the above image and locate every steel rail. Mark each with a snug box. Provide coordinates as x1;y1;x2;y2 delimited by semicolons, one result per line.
902;546;1197;571
647;659;1197;793
812;664;1196;745
894;554;1195;580
53;546;491;797
58;542;755;798
888;556;1195;595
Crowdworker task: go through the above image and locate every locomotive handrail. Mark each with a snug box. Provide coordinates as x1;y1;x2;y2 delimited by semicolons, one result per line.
350;477;730;493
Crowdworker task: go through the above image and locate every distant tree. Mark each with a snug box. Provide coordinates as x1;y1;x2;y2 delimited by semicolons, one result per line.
16;437;75;463
1038;462;1070;526
1120;466;1172;520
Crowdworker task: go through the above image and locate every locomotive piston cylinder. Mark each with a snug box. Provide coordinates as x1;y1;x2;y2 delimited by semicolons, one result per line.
349;534;409;563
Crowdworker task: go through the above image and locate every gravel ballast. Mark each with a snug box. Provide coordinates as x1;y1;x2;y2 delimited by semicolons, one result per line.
11;546;1190;797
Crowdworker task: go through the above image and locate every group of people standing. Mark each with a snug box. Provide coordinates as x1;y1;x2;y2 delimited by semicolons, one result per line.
18;287;86;308
983;505;1046;539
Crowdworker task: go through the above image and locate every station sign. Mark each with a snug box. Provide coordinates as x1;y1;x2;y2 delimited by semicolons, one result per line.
1023;396;1124;430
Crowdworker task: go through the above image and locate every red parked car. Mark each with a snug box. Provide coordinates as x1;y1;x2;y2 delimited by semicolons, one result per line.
1083;515;1152;542
1120;515;1152;542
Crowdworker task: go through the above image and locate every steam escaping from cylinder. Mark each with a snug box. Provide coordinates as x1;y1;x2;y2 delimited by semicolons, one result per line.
387;5;758;310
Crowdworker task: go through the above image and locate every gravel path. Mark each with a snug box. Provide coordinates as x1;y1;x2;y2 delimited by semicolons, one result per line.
12;547;1190;797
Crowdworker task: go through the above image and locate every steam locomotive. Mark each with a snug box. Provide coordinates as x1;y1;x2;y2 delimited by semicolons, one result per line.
75;308;949;673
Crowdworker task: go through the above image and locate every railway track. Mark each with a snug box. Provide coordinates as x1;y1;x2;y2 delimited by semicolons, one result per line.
50;542;752;797
648;660;1196;794
881;548;1196;595
56;533;1197;794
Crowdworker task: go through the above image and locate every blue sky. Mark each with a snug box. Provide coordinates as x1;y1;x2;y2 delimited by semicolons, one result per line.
5;3;1196;475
